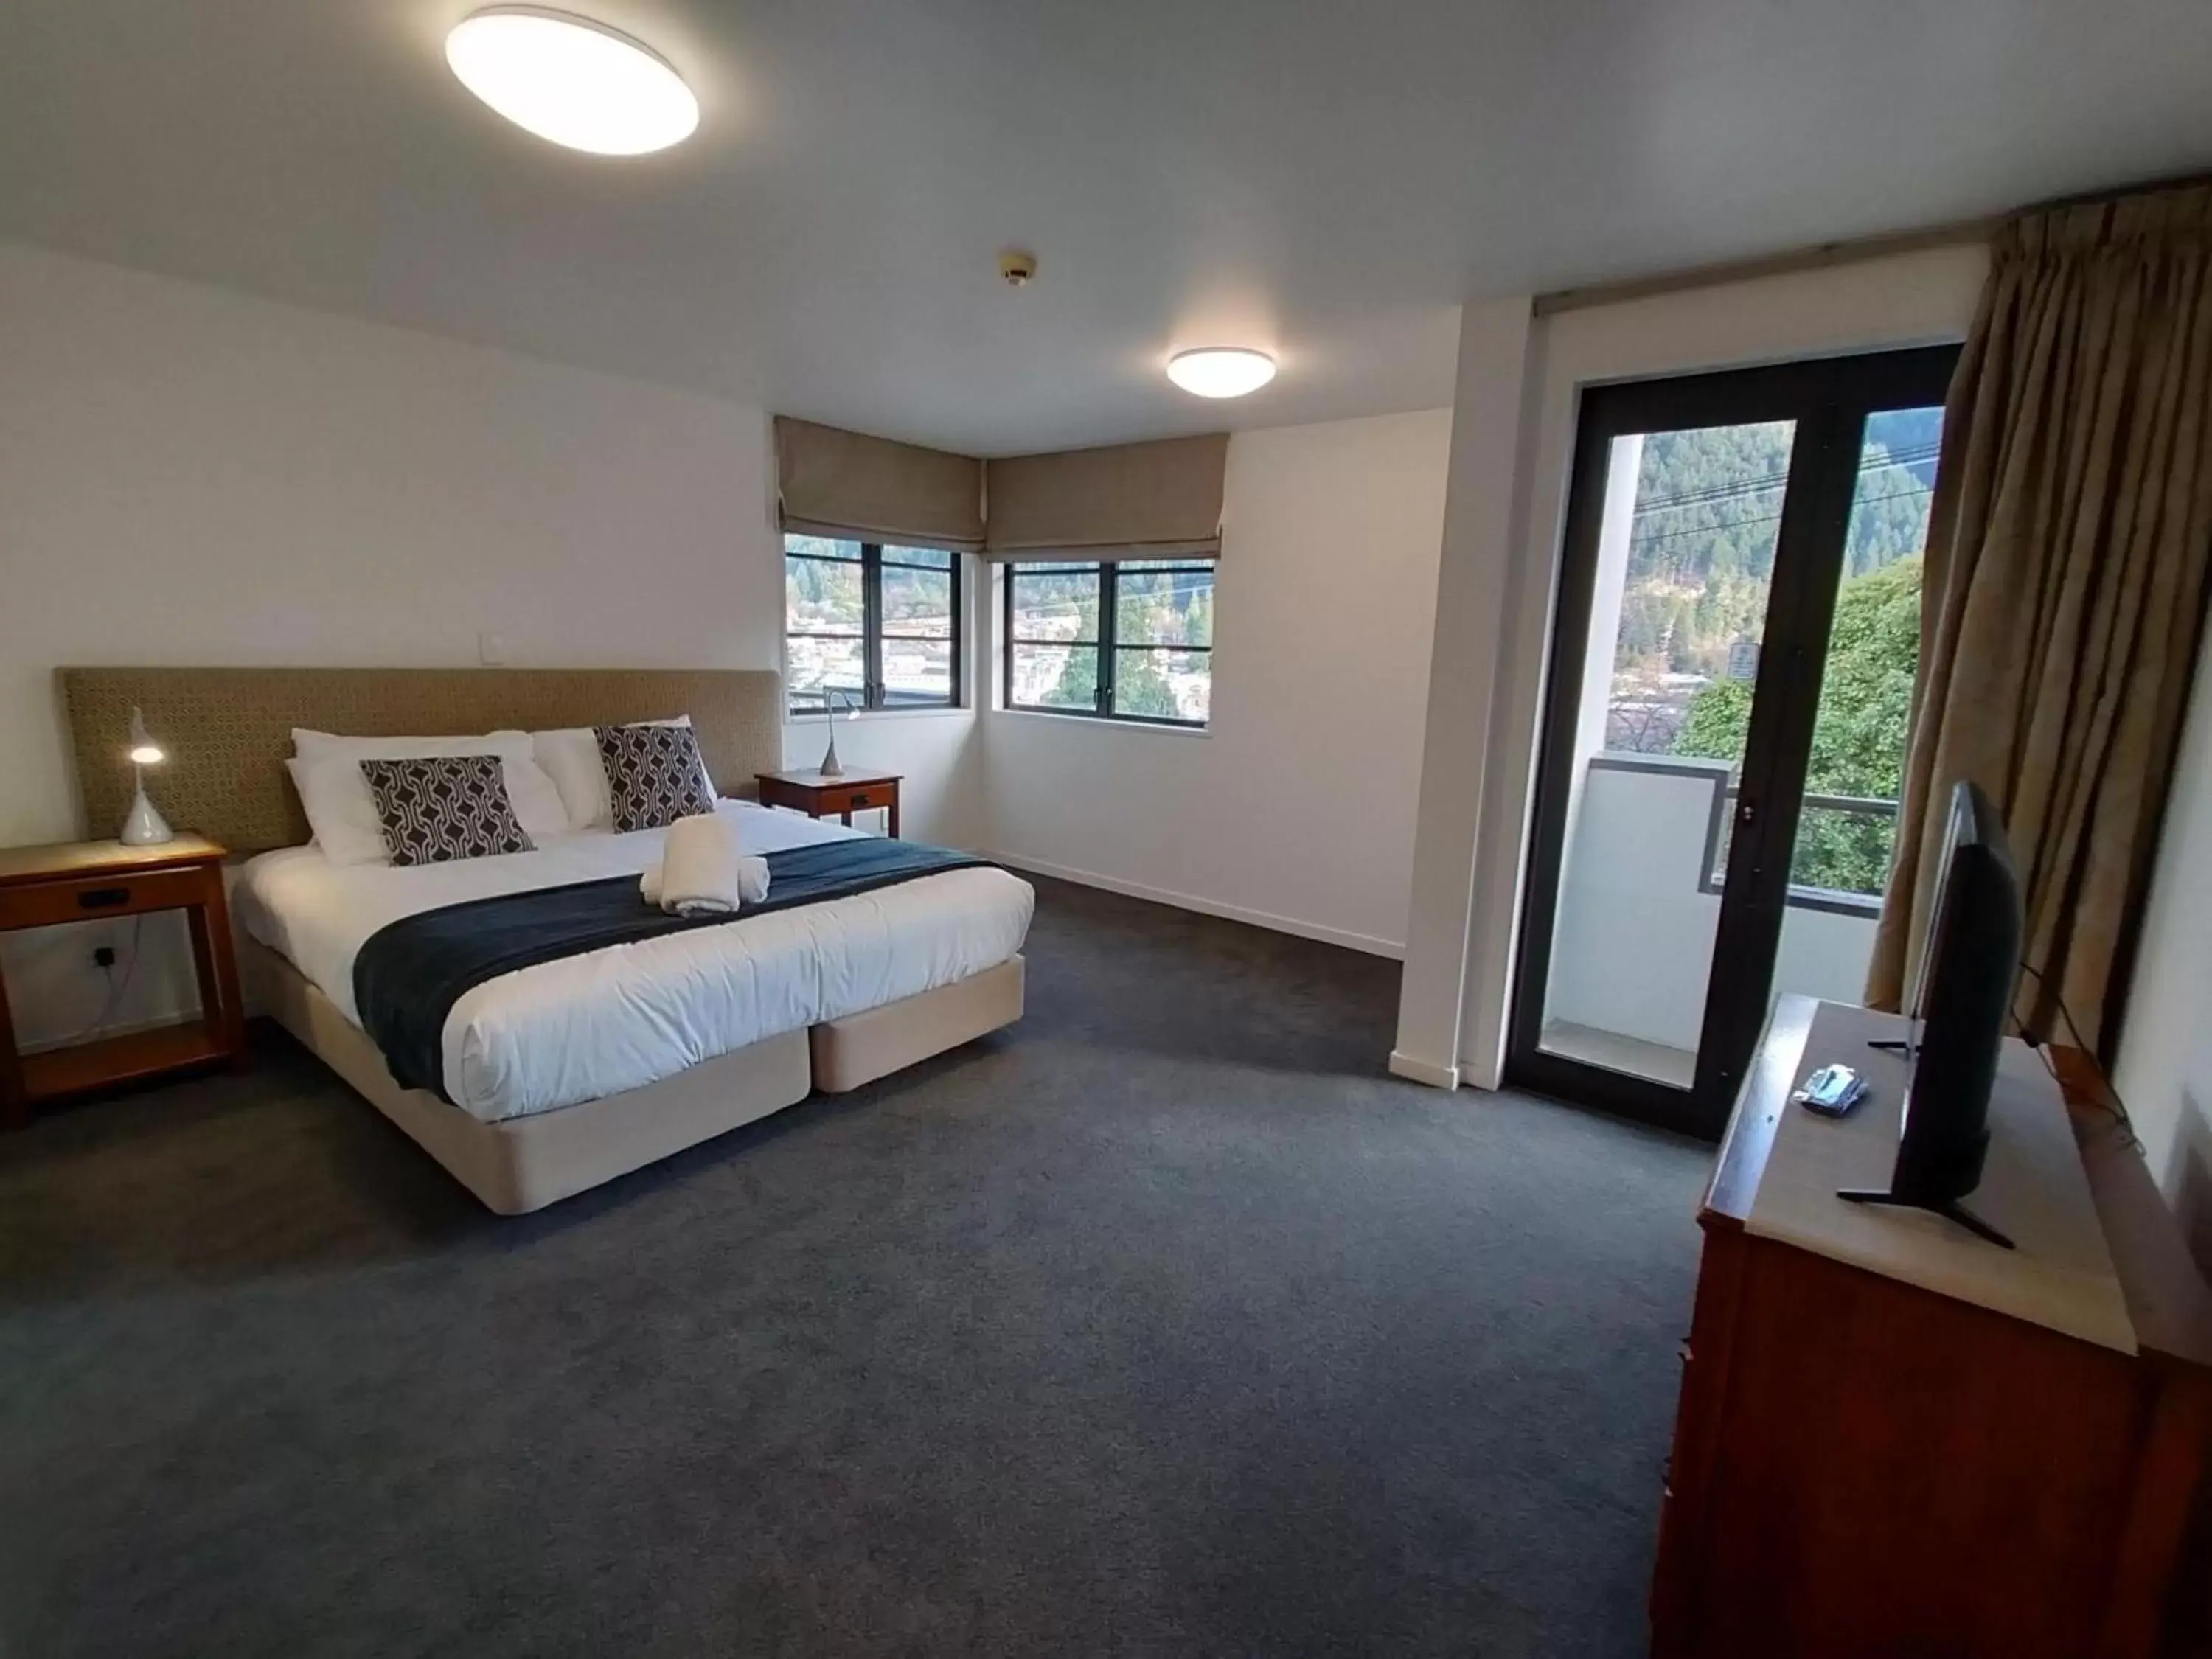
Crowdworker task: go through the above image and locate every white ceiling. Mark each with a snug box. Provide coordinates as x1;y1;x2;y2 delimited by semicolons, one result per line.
5;1;2211;453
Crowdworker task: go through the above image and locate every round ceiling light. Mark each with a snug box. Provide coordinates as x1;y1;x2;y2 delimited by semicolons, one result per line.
445;7;699;156
1166;347;1277;398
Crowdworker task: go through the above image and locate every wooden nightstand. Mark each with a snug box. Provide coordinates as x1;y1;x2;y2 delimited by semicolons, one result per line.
754;768;902;837
0;834;247;1127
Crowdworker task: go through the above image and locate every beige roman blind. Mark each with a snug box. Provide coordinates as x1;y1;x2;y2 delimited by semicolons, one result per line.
774;416;985;553
981;433;1229;560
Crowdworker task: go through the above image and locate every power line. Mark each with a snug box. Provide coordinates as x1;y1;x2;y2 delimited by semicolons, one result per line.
1632;442;1942;516
1631;441;1941;518
1628;482;1935;551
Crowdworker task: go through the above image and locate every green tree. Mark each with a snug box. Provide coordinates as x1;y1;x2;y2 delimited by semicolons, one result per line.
1052;647;1097;709
1806;557;1921;797
1673;675;1753;762
1048;589;1101;708
1115;650;1178;719
1672;557;1922;896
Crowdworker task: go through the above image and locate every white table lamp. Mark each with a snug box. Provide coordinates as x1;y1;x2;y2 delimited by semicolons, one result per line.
120;706;174;846
818;688;852;779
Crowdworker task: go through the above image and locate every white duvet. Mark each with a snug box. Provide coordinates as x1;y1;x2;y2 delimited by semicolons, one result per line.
235;802;1034;1124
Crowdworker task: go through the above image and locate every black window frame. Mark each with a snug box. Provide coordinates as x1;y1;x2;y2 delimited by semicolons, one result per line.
1503;344;1958;1142
784;537;964;717
1001;559;1214;728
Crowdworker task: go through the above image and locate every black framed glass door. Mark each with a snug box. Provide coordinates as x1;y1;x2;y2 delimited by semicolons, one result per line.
1504;346;1957;1139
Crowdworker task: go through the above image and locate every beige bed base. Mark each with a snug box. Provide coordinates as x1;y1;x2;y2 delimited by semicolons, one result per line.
243;939;1023;1214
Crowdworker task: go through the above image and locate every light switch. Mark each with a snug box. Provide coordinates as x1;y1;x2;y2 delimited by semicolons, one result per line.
479;631;509;666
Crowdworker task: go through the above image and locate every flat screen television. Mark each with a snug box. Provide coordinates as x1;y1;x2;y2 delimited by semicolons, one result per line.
1840;780;2023;1248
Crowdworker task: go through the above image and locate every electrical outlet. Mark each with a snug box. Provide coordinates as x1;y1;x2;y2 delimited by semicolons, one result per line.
92;945;116;970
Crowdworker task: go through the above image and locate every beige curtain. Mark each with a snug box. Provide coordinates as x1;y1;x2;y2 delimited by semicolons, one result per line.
774;417;984;552
1868;181;2212;1053
773;420;1228;562
982;433;1228;560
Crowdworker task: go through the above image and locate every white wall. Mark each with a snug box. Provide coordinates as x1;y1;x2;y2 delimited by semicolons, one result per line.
0;243;984;1046
1394;245;1991;1090
0;248;785;846
2114;651;2212;1265
981;409;1455;956
1390;300;1539;1085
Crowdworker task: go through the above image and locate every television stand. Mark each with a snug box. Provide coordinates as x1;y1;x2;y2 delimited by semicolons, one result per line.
1835;1185;2016;1249
1651;995;2212;1659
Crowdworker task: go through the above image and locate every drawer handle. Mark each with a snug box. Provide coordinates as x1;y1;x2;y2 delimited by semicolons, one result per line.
850;793;870;807
78;886;131;910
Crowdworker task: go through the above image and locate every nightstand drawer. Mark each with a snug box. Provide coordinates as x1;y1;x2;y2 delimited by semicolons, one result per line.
754;771;903;838
1;865;209;928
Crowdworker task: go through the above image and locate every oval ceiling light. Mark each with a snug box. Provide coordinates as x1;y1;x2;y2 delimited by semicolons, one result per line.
446;7;699;156
1166;347;1277;398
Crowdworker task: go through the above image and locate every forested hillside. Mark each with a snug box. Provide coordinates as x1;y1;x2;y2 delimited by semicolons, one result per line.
1613;406;1941;683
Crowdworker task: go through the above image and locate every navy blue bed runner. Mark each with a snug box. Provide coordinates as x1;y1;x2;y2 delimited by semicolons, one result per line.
353;838;990;1102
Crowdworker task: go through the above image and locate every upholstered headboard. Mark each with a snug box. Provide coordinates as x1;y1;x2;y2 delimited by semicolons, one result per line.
58;667;784;855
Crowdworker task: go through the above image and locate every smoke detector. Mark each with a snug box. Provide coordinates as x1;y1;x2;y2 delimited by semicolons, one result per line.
999;250;1038;288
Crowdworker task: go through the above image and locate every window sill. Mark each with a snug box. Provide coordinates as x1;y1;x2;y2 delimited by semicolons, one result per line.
991;706;1211;738
783;705;973;726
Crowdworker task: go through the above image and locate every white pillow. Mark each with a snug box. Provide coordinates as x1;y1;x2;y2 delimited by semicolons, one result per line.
288;728;571;860
284;754;398;866
532;717;710;833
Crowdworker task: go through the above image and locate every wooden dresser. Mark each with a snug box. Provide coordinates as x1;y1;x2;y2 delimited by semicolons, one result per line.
1652;995;2212;1659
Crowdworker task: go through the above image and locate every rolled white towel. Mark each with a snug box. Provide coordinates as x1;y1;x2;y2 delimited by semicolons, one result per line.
734;856;771;906
659;812;741;918
641;813;769;916
640;862;706;908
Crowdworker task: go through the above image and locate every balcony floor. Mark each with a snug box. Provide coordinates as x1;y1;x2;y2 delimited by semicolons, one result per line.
1540;1020;1697;1091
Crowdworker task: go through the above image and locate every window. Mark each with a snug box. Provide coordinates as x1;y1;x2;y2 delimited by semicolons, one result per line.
785;536;962;714
1003;559;1213;726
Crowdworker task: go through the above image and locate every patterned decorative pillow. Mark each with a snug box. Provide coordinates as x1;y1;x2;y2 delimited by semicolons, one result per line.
358;754;536;866
594;722;717;832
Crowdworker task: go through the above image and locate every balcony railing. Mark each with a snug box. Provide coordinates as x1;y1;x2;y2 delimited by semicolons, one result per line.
1549;755;1888;1057
1587;756;1898;918
1703;786;1898;917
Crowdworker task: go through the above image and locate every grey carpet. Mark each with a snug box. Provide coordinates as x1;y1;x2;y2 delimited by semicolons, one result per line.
1;876;1711;1658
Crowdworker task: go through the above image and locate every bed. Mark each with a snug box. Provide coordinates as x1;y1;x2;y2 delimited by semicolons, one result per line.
58;667;1032;1214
